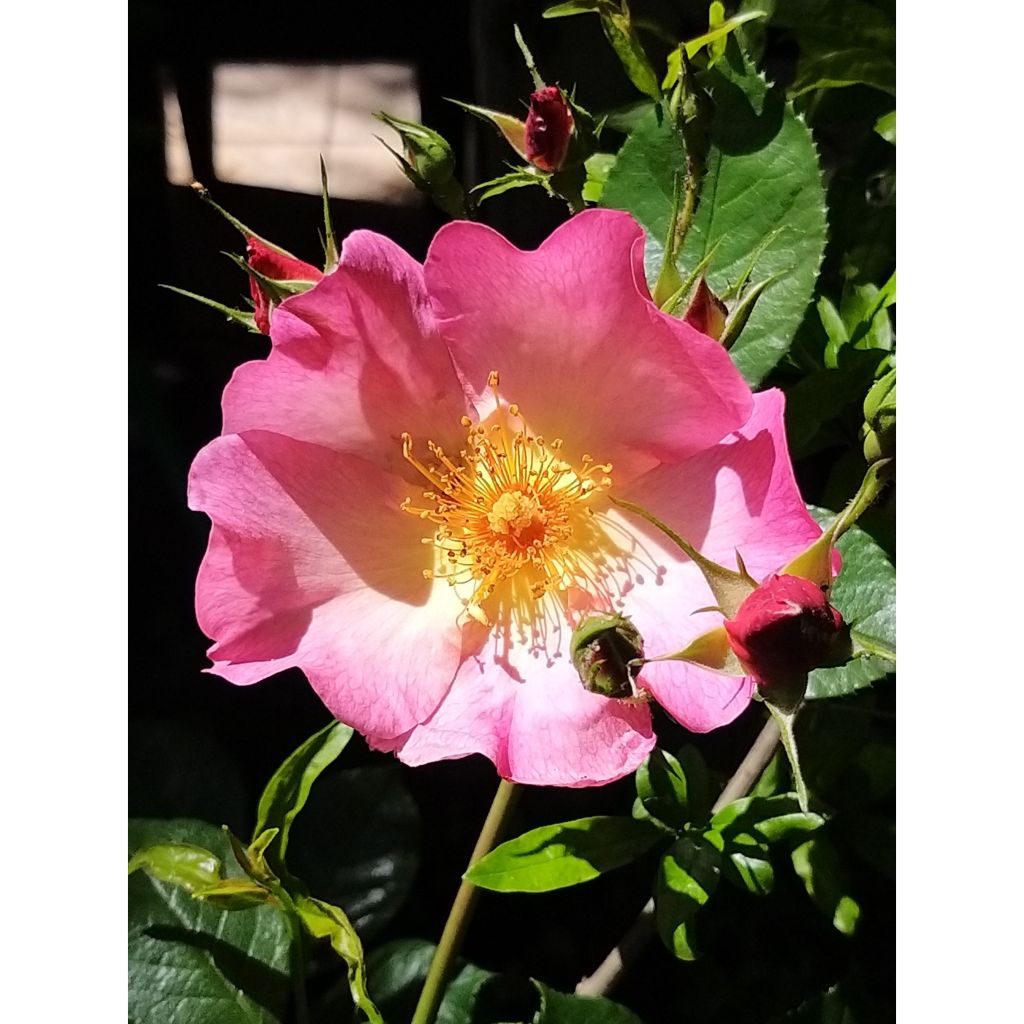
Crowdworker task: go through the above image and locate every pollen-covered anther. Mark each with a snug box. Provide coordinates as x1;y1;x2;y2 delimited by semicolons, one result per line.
400;374;616;619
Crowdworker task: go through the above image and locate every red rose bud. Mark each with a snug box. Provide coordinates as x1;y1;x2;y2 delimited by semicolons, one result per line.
246;239;323;335
682;277;729;341
525;86;574;173
724;574;849;703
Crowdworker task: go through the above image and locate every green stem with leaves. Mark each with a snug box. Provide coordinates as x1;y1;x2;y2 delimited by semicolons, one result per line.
575;717;782;997
411;779;521;1024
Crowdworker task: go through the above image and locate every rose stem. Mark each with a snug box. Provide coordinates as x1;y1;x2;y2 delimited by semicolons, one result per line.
574;716;782;998
411;779;521;1024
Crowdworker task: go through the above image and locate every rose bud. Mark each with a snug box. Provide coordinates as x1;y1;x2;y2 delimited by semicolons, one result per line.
571;612;645;700
525;86;574;173
246;239;323;335
682;277;729;341
724;574;850;707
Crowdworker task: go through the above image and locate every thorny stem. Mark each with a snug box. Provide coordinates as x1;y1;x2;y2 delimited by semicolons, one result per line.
411;779;521;1024
575;717;782;998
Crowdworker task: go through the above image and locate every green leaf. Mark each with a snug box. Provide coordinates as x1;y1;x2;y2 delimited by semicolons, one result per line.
791;835;861;935
543;1;606;17
680;8;768;63
534;979;644;1023
287;765;421;940
806;507;896;700
128;843;223;893
602;45;827;385
791;48;896;97
253;721;352;884
294;894;383;1024
635;745;712;830
875;110;896;145
655;836;721;960
726;841;774;895
600;7;662;100
362;938;502;1024
466;816;662;892
785;346;888;458
129;818;292;1024
710;794;824;844
773;0;895;99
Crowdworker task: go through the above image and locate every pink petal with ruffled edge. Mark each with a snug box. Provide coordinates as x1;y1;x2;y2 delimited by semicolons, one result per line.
610;389;826;731
380;643;655;788
188;429;464;739
424;209;753;485
221;231;469;479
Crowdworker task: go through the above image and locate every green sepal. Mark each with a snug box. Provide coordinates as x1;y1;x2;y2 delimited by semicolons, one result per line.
224;251;318;305
320;155;338;270
190;180;300;257
643;625;746;677
158;284;261;333
718;274;780;350
449;98;527;158
664;4;768;84
611;497;756;617
128;843;223;893
472;167;549;202
862;365;895;463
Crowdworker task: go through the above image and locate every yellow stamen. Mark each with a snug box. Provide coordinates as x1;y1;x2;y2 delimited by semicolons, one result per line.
400;372;617;638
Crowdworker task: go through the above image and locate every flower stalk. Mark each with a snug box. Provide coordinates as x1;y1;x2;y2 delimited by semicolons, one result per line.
411;780;521;1024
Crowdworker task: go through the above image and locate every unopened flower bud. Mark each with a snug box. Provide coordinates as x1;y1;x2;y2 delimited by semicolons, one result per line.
246;239;323;335
724;574;849;708
682;277;728;341
571;612;645;700
862;367;896;464
525;86;574;173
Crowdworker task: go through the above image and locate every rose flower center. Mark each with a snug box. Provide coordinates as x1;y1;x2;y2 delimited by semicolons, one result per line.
401;371;614;629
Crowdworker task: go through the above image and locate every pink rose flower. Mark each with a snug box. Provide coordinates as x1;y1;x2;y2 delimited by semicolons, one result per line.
188;210;825;786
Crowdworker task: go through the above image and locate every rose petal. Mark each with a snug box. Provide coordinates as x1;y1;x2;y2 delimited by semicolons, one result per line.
612;389;823;731
222;230;469;478
384;643;654;787
424;208;752;484
188;429;464;738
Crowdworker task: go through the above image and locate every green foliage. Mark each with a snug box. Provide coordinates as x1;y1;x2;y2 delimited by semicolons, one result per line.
128;818;292;1024
655;836;721;960
534;980;644;1023
771;0;895;98
634;745;712;831
252;721;353;886
601;45;827;385
295;894;383;1024
287;764;421;939
466;816;662;892
791;835;861;935
806;507;896;699
364;938;500;1024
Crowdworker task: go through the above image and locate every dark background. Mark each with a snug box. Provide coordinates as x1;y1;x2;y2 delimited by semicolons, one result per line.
130;2;894;1020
